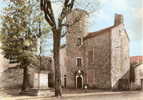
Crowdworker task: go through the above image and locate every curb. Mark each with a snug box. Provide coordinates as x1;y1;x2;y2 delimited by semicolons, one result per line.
63;91;141;97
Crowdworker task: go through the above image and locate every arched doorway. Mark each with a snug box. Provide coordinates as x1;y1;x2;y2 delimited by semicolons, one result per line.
76;70;84;89
77;76;82;88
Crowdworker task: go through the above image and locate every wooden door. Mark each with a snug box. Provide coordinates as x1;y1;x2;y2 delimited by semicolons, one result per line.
77;77;82;89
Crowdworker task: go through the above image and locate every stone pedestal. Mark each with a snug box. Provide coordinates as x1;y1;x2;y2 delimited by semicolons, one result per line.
19;71;54;96
33;71;54;96
34;71;49;89
37;89;54;96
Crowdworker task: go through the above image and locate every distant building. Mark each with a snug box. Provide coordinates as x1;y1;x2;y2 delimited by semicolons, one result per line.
0;55;53;89
0;38;54;89
130;56;143;64
60;9;130;90
130;56;143;90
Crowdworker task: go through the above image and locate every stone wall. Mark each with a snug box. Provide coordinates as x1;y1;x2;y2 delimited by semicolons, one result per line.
111;24;130;90
84;30;111;89
0;68;23;88
0;55;53;89
0;67;37;89
0;44;23;88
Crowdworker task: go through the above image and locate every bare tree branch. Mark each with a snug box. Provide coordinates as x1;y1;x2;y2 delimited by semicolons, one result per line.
41;0;56;28
60;12;85;38
61;30;68;38
58;0;75;31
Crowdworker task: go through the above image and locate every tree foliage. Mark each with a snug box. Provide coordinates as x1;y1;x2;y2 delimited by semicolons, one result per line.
0;0;49;91
0;0;50;67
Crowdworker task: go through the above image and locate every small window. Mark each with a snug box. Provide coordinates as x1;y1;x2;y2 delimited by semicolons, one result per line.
77;37;82;46
76;57;82;66
88;49;94;64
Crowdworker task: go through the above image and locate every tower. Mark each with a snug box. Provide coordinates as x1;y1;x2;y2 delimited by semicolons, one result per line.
66;9;88;48
65;9;88;88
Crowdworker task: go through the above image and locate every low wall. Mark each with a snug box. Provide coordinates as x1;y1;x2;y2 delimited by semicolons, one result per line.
0;68;23;89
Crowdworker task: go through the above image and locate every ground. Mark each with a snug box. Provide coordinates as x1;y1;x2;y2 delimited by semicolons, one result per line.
0;89;143;100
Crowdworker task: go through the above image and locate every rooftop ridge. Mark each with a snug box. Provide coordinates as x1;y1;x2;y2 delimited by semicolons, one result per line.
84;25;115;40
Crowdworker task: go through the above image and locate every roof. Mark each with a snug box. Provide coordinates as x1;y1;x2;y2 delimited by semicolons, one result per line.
84;26;115;40
130;56;143;64
73;8;89;16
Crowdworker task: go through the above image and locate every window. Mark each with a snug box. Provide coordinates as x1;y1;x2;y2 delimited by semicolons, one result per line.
77;37;82;46
87;70;95;84
76;57;82;66
88;49;94;64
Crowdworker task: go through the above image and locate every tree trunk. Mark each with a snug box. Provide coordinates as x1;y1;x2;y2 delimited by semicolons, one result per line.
21;66;29;91
53;31;62;97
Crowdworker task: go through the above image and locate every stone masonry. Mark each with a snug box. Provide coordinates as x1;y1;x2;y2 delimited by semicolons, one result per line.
60;9;130;90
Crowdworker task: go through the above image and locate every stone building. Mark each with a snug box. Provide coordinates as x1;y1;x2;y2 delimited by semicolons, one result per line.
0;37;54;89
131;64;143;90
0;43;21;88
130;56;143;90
130;56;143;64
60;9;130;90
0;55;53;89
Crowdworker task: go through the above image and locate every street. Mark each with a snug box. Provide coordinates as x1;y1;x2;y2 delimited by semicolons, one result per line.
0;91;143;100
62;92;143;100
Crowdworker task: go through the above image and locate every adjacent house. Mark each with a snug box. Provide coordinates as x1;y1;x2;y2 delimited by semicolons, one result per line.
130;56;143;90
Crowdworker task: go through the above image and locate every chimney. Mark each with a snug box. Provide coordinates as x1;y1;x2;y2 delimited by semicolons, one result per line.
114;14;124;26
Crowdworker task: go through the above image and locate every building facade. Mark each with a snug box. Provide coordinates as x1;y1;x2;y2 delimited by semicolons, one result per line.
130;56;143;90
0;55;53;89
60;9;130;90
132;64;143;90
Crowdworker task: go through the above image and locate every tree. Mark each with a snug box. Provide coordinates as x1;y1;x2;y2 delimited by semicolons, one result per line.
27;0;49;38
40;0;99;97
40;0;75;96
0;0;48;91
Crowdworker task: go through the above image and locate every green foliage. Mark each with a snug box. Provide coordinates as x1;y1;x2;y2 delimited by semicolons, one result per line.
0;0;50;69
0;0;50;91
27;0;50;37
0;0;40;67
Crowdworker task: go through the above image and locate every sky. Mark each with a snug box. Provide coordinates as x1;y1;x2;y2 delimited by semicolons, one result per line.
88;0;143;56
0;0;143;56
